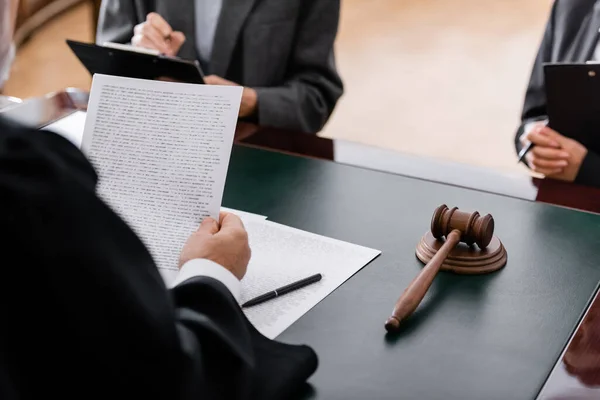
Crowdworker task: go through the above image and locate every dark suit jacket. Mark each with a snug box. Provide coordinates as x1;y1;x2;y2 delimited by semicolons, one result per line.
96;0;344;134
517;0;600;187
0;116;317;399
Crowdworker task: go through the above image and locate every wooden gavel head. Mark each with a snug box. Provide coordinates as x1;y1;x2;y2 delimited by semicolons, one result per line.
385;205;504;334
430;204;494;249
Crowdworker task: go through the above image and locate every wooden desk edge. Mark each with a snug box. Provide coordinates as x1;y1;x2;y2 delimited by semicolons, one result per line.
4;88;600;215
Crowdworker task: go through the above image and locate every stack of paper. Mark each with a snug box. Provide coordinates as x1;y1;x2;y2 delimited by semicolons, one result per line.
74;74;381;339
239;219;380;339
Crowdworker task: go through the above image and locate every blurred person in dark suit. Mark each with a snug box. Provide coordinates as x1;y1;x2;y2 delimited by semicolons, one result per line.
0;112;318;399
96;0;344;134
516;0;600;188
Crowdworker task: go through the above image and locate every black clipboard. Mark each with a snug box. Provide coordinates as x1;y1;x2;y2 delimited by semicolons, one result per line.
543;62;600;151
67;40;205;84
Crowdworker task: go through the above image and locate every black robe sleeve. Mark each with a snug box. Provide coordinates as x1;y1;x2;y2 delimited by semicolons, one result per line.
514;0;556;157
0;116;317;400
574;149;600;188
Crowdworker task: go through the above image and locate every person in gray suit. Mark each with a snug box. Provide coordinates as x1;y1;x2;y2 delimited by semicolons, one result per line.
96;0;344;134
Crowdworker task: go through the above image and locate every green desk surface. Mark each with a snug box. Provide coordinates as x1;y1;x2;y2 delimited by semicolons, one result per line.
223;145;600;400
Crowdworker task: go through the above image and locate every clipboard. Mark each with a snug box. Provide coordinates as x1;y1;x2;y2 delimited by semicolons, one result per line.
543;62;600;151
67;40;205;84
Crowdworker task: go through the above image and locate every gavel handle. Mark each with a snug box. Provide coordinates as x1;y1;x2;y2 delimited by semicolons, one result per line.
385;229;462;332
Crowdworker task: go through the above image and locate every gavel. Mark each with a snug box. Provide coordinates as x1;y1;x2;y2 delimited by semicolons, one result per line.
384;205;495;333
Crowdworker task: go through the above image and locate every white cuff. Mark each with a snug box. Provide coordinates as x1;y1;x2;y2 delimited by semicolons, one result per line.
172;259;241;302
521;118;549;141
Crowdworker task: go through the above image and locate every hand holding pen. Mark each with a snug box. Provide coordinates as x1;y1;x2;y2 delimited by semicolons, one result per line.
517;119;549;163
132;12;186;56
518;120;572;177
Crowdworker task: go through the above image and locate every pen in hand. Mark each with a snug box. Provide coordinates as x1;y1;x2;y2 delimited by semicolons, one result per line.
241;273;323;308
517;142;534;163
517;119;549;164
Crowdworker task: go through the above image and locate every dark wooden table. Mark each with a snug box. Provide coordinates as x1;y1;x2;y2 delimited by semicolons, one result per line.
223;146;600;399
239;124;600;216
537;289;600;399
3;89;600;398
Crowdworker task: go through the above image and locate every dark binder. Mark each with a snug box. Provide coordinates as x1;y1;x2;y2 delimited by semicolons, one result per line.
543;62;600;151
67;40;205;84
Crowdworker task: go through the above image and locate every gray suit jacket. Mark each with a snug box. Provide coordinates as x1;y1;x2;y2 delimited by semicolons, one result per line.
96;0;344;133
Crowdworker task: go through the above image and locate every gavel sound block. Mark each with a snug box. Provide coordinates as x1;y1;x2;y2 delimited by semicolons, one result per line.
385;205;507;333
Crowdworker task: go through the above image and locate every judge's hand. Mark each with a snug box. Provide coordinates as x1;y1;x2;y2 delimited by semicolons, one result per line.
132;13;185;56
179;212;251;280
204;75;258;118
523;125;587;182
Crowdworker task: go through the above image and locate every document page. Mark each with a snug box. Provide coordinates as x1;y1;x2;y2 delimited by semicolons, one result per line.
240;220;381;339
81;74;242;280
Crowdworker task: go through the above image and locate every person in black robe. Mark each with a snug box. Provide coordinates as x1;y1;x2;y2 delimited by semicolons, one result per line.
0;115;317;399
515;0;600;187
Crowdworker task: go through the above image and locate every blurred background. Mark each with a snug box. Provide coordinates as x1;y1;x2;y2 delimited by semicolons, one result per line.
2;0;553;175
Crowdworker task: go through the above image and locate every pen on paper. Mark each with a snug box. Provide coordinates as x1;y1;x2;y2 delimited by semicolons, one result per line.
242;273;323;308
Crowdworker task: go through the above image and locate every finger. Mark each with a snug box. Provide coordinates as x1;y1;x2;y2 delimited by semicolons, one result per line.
203;75;222;85
530;156;568;169
531;167;564;176
530;163;564;175
532;146;570;160
519;122;545;146
539;126;565;141
156;76;181;82
131;33;143;47
197;217;220;235
204;75;236;86
132;34;165;53
131;30;166;54
146;12;173;39
528;130;561;148
525;152;534;168
166;31;186;55
133;22;144;36
218;211;230;223
219;212;246;233
139;23;170;53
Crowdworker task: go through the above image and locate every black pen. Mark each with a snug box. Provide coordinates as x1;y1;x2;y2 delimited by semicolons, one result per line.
241;273;323;308
517;119;549;163
517;142;534;163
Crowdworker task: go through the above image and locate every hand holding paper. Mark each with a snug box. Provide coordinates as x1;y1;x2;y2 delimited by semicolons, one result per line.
81;74;242;283
79;74;381;340
179;213;251;280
